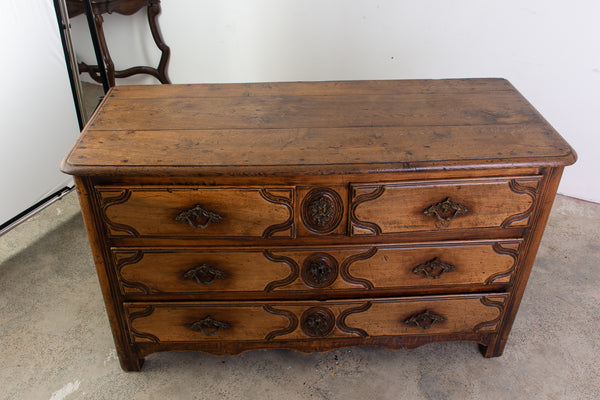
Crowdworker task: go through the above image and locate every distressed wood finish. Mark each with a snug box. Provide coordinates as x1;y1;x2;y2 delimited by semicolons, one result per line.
350;176;541;235
125;294;507;343
61;79;575;371
98;186;293;238
61;79;574;177
113;240;520;298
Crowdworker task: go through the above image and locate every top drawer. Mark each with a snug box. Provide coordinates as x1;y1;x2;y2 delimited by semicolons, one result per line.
350;176;541;236
97;187;294;239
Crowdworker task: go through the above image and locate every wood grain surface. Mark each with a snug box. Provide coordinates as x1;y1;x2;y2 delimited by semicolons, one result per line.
351;176;540;235
98;186;292;238
125;294;507;343
61;79;575;177
63;79;576;370
114;241;519;298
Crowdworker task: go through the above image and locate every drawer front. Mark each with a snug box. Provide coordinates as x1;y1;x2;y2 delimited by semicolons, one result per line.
350;176;541;235
114;241;520;297
125;293;507;344
97;186;293;238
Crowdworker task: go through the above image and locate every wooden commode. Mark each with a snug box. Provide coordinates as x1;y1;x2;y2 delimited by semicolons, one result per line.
61;79;576;371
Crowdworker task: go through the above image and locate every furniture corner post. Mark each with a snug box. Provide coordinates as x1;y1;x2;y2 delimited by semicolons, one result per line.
483;166;565;358
73;176;143;371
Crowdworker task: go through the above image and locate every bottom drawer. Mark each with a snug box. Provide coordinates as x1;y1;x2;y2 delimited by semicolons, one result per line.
125;293;507;344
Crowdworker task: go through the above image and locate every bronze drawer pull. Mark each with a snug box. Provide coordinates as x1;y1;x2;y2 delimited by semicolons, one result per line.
190;316;231;336
175;204;223;229
423;197;468;223
404;310;445;329
183;264;228;285
412;257;456;279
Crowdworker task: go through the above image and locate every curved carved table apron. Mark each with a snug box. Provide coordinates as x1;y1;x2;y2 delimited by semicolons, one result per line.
66;0;170;86
61;79;576;371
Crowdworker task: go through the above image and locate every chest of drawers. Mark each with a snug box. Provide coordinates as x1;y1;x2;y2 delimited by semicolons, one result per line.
61;79;575;371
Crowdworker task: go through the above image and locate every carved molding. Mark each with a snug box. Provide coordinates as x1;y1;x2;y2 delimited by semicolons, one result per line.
259;189;295;238
473;296;506;332
263;250;300;292
349;186;385;235
100;189;140;237
263;303;374;340
500;179;538;228
484;243;520;284
301;307;335;337
138;333;493;357
300;252;338;289
301;188;343;234
337;302;372;337
128;306;160;344
339;247;377;289
114;250;153;294
263;305;299;341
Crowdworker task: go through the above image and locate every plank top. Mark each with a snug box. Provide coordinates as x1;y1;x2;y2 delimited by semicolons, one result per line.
61;79;576;176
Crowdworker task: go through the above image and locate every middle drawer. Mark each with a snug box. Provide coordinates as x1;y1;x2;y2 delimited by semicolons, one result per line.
112;240;521;299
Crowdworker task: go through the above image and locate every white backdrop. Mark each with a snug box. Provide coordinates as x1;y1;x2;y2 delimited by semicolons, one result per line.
0;0;80;226
69;0;600;202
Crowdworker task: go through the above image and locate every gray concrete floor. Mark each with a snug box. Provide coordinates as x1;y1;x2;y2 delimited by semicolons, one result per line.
0;192;598;400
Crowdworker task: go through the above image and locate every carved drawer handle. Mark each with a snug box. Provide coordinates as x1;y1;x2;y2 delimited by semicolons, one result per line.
175;204;223;229
190;316;231;336
412;257;456;279
423;198;468;223
183;264;228;285
404;310;445;329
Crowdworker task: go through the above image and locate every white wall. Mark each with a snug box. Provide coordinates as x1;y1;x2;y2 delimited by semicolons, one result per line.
70;0;600;202
1;0;80;225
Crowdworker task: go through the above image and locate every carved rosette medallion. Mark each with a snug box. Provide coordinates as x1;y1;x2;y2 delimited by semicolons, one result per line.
301;307;335;337
301;188;343;234
301;253;338;288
